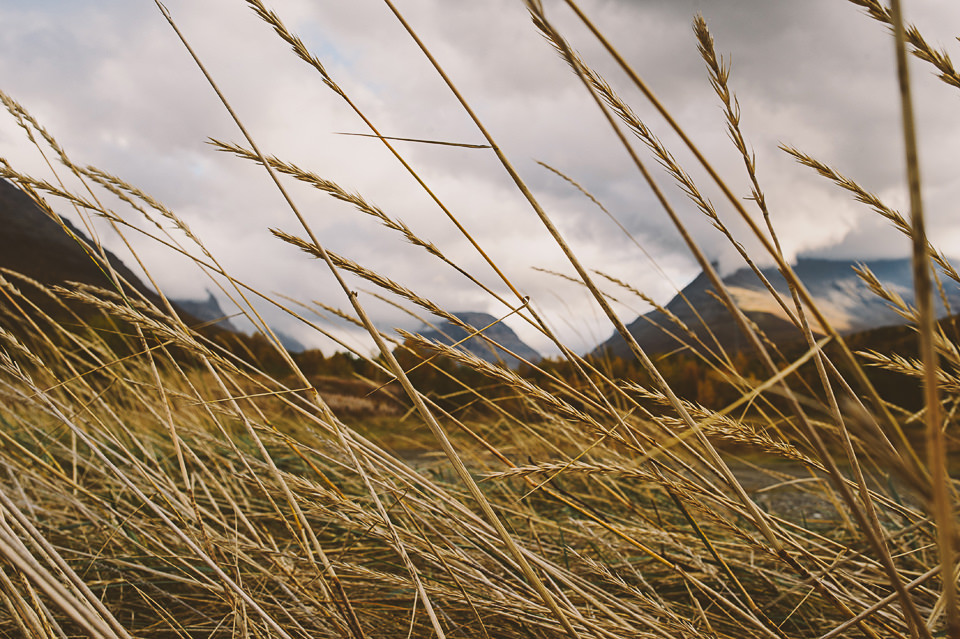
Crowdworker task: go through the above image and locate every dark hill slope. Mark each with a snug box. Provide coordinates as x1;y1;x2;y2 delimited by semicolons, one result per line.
0;177;171;313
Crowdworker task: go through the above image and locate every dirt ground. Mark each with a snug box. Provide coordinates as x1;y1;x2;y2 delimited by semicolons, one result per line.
728;459;922;525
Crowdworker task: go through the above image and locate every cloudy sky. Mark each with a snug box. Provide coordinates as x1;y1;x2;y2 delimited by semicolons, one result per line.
1;0;959;356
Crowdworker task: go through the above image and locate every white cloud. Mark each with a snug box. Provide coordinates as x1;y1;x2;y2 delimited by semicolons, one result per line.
2;0;959;355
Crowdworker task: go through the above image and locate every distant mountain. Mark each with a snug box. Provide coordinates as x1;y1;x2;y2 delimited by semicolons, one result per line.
596;257;960;359
0;177;316;357
171;291;308;353
172;291;240;333
267;329;306;354
0;177;170;312
417;312;541;368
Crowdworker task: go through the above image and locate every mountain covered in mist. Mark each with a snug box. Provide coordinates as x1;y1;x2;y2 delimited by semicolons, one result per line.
416;312;541;369
172;291;240;333
596;257;960;359
168;291;308;353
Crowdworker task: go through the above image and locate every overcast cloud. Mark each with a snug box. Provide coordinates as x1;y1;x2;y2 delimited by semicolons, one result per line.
1;0;959;355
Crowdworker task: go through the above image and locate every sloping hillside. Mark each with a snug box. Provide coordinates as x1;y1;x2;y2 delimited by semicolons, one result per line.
0;177;168;312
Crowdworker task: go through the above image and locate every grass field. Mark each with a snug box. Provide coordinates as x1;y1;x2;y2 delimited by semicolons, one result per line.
1;1;959;637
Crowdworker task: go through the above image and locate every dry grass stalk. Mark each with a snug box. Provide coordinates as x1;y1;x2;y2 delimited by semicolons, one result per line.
156;5;586;636
847;0;960;90
889;0;957;634
0;1;958;637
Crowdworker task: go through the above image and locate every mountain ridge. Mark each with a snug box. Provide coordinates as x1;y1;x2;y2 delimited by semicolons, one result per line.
416;311;541;369
596;257;960;359
0;177;185;318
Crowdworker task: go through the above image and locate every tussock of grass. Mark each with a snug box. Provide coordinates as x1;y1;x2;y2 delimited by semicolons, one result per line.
0;1;958;637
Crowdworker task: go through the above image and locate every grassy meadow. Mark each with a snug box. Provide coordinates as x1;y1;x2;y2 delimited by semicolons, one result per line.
1;0;960;637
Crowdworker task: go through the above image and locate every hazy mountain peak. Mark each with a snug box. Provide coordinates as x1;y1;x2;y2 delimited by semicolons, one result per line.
415;311;541;369
172;290;240;333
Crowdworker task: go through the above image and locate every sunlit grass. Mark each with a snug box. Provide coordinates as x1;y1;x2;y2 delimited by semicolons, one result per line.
0;1;957;637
